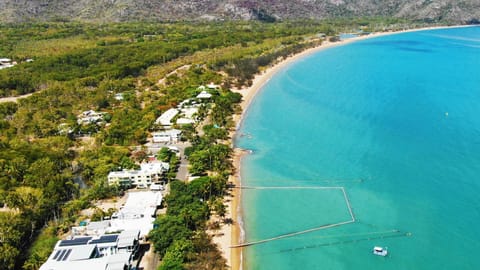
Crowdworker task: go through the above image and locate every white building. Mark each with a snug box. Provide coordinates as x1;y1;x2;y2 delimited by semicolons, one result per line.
77;110;105;125
176;117;196;125
152;129;182;143
180;107;199;119
155;108;179;127
71;192;161;238
176;106;199;125
0;58;16;70
114;93;124;101
107;161;169;187
39;231;139;270
110;191;162;238
86;220;111;236
196;90;212;99
207;82;220;89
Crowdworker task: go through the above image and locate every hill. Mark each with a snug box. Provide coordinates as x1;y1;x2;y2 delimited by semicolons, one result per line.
1;0;479;23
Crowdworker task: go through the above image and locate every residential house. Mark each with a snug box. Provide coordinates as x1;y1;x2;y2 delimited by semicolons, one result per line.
77;110;105;125
196;90;212;99
0;58;16;70
206;82;220;89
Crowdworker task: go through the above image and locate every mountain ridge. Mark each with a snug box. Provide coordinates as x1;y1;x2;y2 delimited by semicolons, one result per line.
1;0;479;23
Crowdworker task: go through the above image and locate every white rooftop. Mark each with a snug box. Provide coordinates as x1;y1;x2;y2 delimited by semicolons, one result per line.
140;161;169;173
155;108;179;126
117;230;140;248
86;220;111;235
108;161;169;179
69;245;97;261
87;220;111;231
40;248;131;270
109;191;162;237
152;129;182;136
181;107;199;118
196;90;212;99
114;93;124;101
207;82;220;89
176;118;195;125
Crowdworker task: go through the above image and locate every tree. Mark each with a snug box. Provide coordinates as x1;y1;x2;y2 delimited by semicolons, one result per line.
149;215;192;257
203;125;228;143
23;158;57;188
159;239;194;270
0;243;20;270
0;212;28;270
211;198;226;219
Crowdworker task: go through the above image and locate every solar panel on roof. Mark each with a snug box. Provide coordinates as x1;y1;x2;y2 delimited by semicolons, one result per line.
90;234;119;244
59;237;92;246
55;249;67;261
52;250;62;260
61;249;72;261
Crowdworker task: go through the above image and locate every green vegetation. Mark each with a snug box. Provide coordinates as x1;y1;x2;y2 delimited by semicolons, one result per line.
150;176;229;269
0;18;430;269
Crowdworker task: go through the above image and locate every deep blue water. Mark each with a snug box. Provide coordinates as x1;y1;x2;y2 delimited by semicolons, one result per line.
236;26;480;269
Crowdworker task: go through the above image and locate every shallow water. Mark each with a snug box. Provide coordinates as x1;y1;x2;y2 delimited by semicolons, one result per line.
236;26;480;270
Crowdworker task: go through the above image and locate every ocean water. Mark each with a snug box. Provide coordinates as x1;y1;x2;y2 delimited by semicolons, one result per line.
235;26;480;270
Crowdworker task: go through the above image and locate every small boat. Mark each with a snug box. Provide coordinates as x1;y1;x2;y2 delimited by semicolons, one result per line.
373;246;388;256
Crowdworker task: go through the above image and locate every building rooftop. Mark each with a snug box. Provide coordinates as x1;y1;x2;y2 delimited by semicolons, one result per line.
117;230;140;249
155;108;179;126
109;191;162;237
58;237;92;247
41;231;137;270
152;129;182;136
196;90;212;99
40;248;131;270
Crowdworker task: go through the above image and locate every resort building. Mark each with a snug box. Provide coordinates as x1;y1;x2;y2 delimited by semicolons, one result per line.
39;230;140;270
152;129;182;143
176;104;199;125
153;89;214;130
155;108;179;127
176;117;196;125
71;191;161;239
110;191;162;238
107;161;169;188
180;107;199;120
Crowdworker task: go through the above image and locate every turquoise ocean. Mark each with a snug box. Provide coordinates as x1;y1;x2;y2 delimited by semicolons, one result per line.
235;26;480;269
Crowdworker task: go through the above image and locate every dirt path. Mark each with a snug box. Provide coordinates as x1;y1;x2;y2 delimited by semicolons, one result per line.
0;92;34;103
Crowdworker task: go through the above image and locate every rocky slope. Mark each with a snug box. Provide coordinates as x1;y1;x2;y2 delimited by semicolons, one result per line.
1;0;479;23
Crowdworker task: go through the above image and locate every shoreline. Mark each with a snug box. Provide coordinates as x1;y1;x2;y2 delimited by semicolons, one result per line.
214;24;472;270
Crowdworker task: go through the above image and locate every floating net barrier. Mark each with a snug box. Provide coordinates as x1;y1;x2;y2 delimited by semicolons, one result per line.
277;230;413;254
231;185;356;248
235;178;365;186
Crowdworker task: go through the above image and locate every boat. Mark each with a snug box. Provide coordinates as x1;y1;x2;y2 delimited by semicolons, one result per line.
373;246;388;256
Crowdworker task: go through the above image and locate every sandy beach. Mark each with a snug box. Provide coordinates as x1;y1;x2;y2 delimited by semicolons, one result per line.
210;24;474;270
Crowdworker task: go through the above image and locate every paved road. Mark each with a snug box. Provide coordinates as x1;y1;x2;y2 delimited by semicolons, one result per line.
176;155;189;181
